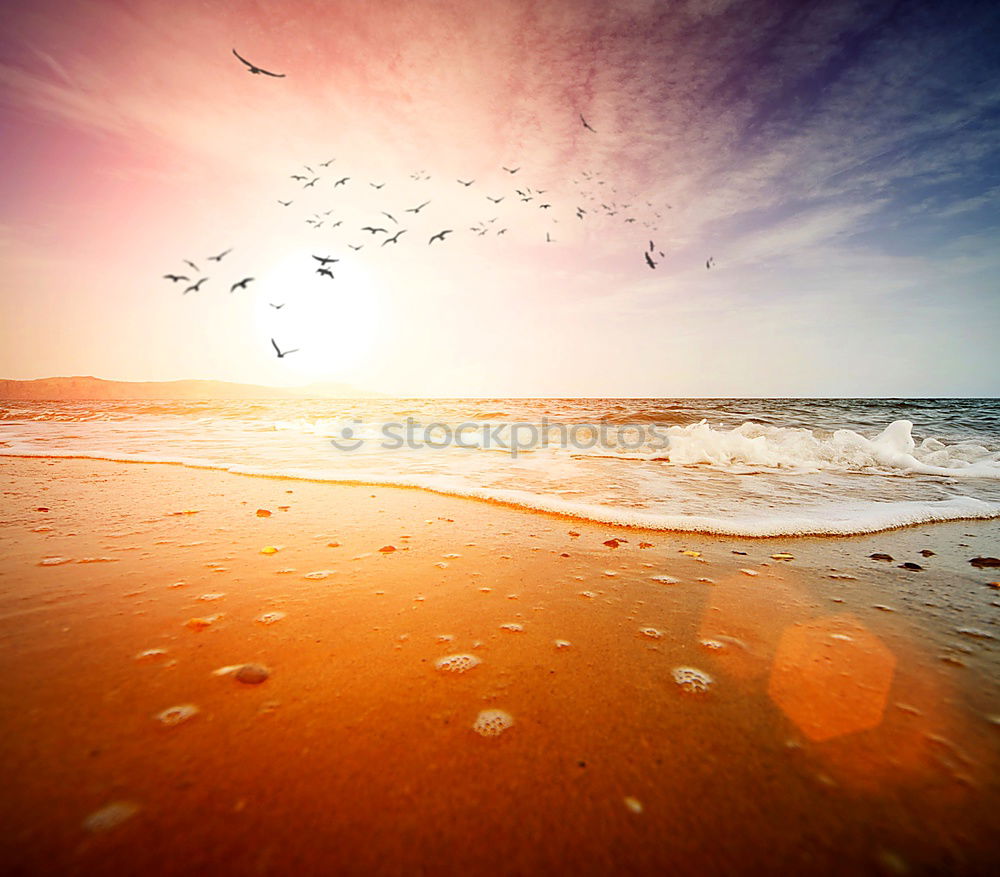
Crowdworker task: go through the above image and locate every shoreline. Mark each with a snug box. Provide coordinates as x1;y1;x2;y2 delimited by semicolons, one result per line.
1;457;998;875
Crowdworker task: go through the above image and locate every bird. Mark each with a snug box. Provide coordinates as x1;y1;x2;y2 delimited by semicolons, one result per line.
330;220;343;228
183;260;199;272
316;267;335;279
271;338;299;358
208;248;232;262
381;212;398;224
163;274;188;283
277;200;293;207
406;200;431;214
576;208;586;219
361;226;387;235
303;178;318;188
486;196;504;204
369;182;385;189
644;252;656;270
290;174;307;181
706;257;715;270
232;49;285;77
429;230;453;245
502;166;520;174
539;203;551;209
497;228;508;235
319;158;335;167
270;303;285;309
545;232;554;243
457;179;474;186
382;230;406;247
313;255;339;265
348;244;363;251
334;177;349;187
580;114;596;133
230;277;253;292
649;241;654;252
184;278;208;294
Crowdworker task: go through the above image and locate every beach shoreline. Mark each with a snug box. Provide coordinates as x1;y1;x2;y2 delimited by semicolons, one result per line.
1;457;998;875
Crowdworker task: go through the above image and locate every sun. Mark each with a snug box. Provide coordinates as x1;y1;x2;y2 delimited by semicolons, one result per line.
253;249;383;382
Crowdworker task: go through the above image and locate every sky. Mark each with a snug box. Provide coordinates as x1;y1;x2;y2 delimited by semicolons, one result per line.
0;0;998;397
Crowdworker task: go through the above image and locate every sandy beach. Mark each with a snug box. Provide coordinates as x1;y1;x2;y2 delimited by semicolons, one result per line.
0;456;996;875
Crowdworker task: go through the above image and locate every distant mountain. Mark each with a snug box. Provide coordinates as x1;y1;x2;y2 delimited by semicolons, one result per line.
0;376;383;400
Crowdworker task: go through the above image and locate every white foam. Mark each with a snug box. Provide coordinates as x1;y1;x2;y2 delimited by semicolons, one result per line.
473;709;514;737
672;667;713;694
434;653;481;673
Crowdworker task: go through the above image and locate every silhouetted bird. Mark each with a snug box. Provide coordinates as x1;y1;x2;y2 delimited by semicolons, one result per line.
183;260;199;272
580;114;596;133
428;230;453;245
270;303;285;309
406;201;430;214
271;338;299;358
230;277;253;292
487;196;504;204
163;274;188;283
502;166;520;174
382;212;398;224
706;257;715;270
303;178;318;188
232;49;285;77
348;244;363;251
290;175;307;181
370;182;385;189
183;278;208;294
457;179;474;186
361;226;387;235
382;230;406;247
316;267;335;279
645;252;656;270
208;248;232;262
277;200;293;207
545;232;554;243
313;255;339;265
319;159;335;167
335;177;349;187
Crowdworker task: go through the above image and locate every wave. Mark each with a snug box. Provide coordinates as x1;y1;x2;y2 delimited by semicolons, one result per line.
3;448;999;537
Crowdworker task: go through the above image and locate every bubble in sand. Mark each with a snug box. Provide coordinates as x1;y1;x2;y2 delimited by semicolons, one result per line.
473;709;514;737
434;654;481;673
639;627;663;639
235;663;270;684
83;801;139;833
650;575;680;585
672;667;713;694
38;557;72;566
500;622;524;632
155;704;199;726
256;611;286;625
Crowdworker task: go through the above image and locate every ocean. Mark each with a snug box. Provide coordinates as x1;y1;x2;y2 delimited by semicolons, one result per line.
2;398;999;537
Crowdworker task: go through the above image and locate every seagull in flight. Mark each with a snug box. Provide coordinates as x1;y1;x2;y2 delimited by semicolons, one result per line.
369;182;385;189
232;49;286;77
271;338;299;358
184;277;208;294
348;244;363;251
406;201;430;214
545;232;554;243
429;230;453;245
290;174;307;181
183;260;199;272
486;196;504;204
277;200;293;207
163;274;188;283
313;255;339;265
502;166;520;174
361;226;387;235
207;248;232;262
319;158;335;167
644;252;656;270
230;277;254;292
270;303;285;309
381;212;398;224
316;267;335;279
382;230;406;247
303;178;318;188
706;257;716;270
580;114;596;133
334;177;349;187
457;179;474;186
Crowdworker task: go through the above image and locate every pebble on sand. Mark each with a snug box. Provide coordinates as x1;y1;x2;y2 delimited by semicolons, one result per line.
184;616;220;631
83;801;139;833
235;663;270;684
379;545;396;553
771;553;794;561
870;553;894;562
624;797;643;814
969;557;1000;569
898;562;923;571
256;509;272;517
260;546;279;555
639;542;654;549
155;704;199;726
603;539;624;548
680;550;701;557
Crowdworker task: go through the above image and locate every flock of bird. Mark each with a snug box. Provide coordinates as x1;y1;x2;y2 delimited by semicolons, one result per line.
160;49;717;360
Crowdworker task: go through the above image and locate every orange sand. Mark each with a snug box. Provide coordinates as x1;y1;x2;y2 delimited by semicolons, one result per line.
1;457;998;875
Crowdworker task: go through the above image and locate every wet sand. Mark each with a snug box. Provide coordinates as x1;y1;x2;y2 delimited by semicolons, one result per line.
1;457;998;875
